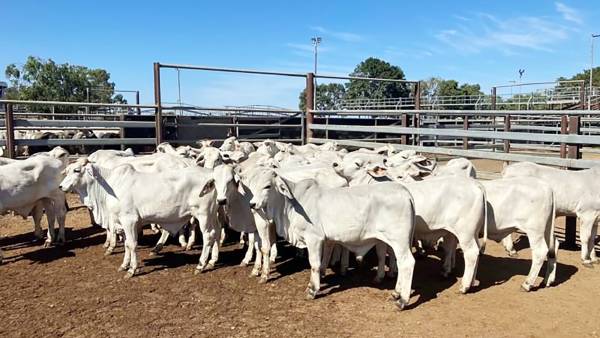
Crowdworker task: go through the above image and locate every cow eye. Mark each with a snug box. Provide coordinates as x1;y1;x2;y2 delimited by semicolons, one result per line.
264;185;271;190
74;168;81;173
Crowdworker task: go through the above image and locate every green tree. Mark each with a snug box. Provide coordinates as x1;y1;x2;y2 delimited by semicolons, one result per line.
4;56;125;110
298;83;346;111
557;67;600;87
344;57;409;100
422;77;483;97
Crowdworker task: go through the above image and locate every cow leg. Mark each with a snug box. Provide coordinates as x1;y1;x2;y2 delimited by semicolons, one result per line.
122;222;139;278
186;222;197;251
239;231;246;248
32;204;44;240
457;237;480;294
590;222;599;264
579;214;596;267
53;193;67;244
219;227;226;246
150;230;170;255
386;246;397;278
440;234;458;278
207;228;221;269
195;228;218;273
256;221;274;283
250;233;262;276
106;227;118;256
389;242;415;311
521;231;549;292
240;232;255;266
103;228;111;249
150;224;161;234
502;234;517;257
305;236;324;300
178;229;187;248
544;237;559;287
269;227;277;263
0;248;3;265
340;247;349;277
320;242;335;278
374;243;387;283
42;199;56;247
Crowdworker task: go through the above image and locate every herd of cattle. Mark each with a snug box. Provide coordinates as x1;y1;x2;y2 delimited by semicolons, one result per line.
1;135;599;310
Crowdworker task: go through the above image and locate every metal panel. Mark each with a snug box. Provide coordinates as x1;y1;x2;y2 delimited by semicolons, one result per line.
158;63;307;78
309;123;600;145
310;109;600;116
309;137;600;169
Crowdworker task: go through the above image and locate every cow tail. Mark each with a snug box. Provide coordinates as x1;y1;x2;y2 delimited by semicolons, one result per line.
477;181;488;255
548;190;558;261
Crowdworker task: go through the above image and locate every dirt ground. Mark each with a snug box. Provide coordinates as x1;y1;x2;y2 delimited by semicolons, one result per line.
1;177;600;337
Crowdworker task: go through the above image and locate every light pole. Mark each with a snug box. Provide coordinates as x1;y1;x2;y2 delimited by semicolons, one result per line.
311;36;322;108
518;69;525;110
589;34;600;110
311;36;322;74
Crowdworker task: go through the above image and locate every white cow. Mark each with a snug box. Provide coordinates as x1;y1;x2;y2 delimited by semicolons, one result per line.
503;162;600;266
59;159;219;277
335;162;486;293
0;155;67;263
244;168;416;310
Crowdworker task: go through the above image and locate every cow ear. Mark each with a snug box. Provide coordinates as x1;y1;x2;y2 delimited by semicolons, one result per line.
234;173;241;184
274;176;293;199
354;159;364;168
200;178;215;196
85;164;97;178
367;165;388;178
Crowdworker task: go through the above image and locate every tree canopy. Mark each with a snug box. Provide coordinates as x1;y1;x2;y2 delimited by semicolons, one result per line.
557;67;600;87
4;56;126;104
421;77;483;98
344;57;410;100
298;83;346;111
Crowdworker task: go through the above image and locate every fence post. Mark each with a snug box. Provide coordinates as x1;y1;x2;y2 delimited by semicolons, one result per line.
563;115;581;249
401;113;408;145
305;73;314;141
560;115;568;159
504;114;511;153
135;90;141;115
463;115;469;150
153;62;164;145
4;103;15;158
413;81;421;146
580;83;586;110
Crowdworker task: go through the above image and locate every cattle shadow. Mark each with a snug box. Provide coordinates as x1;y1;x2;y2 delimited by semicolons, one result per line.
1;225;105;264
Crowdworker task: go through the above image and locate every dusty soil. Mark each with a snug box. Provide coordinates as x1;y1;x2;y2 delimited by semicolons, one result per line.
1;193;600;338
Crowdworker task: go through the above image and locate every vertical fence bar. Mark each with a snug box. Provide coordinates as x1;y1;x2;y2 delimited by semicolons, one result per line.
305;73;314;141
504;114;511;153
153;62;164;145
414;82;421;146
563;115;581;249
462;115;469;150
560;115;568;159
4;103;15;158
580;84;586;110
135;91;141;115
300;111;306;145
400;113;408;145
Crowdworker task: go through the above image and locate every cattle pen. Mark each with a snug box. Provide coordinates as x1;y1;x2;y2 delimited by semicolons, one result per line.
2;61;600;337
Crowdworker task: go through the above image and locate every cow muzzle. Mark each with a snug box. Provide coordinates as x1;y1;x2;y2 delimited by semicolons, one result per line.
217;198;227;206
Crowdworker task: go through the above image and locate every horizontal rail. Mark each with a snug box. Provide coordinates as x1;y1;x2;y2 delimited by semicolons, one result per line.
174;138;303;145
173;123;302;129
310;109;600;116
5;138;157;147
309;123;600;145
1;120;156;129
309;138;600;169
162;105;302;114
315;74;417;83
157;63;307;78
0;99;157;109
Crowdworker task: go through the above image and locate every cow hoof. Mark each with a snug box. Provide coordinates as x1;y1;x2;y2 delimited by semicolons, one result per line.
440;271;451;279
124;271;135;279
102;243;110;249
389;291;401;301
520;283;531;292
240;260;250;267
305;288;317;300
258;276;268;284
394;299;407;311
458;286;469;295
544;279;555;288
250;269;260;277
43;241;52;248
507;250;518;258
104;249;114;256
194;267;203;275
582;261;595;268
118;265;128;272
592;259;600;265
185;246;193;251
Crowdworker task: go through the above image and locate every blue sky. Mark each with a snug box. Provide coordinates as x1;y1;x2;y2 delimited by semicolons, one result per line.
2;0;598;108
